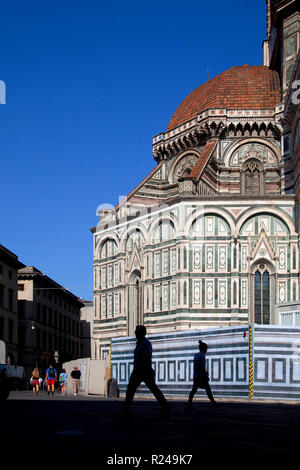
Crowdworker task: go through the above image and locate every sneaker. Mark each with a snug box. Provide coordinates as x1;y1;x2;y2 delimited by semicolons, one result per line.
47;391;50;395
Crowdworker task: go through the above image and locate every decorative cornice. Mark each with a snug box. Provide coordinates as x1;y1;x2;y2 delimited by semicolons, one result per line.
153;110;282;162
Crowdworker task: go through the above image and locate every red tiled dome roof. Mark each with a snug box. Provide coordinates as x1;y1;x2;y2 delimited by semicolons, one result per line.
166;65;281;132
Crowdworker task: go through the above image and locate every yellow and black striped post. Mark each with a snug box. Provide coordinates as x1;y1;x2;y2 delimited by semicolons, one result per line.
249;325;253;399
106;341;112;396
109;340;112;378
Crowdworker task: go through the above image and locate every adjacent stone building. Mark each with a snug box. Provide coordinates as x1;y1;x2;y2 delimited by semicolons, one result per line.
92;0;300;359
18;266;84;376
80;300;93;359
0;245;24;364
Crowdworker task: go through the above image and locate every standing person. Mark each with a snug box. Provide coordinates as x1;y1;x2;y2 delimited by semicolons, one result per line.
58;369;67;395
71;367;81;396
31;367;40;395
46;364;57;396
122;325;170;417
188;340;217;407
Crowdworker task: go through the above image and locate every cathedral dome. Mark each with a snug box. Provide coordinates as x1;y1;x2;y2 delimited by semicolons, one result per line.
166;65;281;132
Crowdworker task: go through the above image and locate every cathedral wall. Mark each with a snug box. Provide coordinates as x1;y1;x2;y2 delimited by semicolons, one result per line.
111;325;300;400
93;198;297;359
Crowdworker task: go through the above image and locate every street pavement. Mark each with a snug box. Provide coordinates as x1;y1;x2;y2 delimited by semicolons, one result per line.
1;391;300;467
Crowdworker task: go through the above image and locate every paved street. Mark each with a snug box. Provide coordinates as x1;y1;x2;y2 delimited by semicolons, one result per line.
1;391;300;466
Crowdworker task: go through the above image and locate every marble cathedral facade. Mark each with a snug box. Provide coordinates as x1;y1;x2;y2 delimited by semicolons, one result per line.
91;0;300;359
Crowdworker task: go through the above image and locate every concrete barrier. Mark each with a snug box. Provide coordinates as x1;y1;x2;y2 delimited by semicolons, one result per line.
63;358;106;396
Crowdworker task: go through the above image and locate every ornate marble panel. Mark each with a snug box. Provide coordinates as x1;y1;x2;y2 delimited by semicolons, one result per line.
193;280;201;306
205;280;214;307
278;281;287;303
171;282;177;307
206;245;214;271
218;280;227;307
278;245;287;270
218;245;227;271
193;245;202;270
241;280;248;307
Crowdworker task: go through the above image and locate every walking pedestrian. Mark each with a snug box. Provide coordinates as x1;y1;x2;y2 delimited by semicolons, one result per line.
31;367;40;395
188;340;217;407
122;325;170;417
46;364;57;395
58;369;67;395
71;367;81;396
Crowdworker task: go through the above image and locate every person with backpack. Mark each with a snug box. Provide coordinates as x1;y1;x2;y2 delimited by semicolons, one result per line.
46;364;57;395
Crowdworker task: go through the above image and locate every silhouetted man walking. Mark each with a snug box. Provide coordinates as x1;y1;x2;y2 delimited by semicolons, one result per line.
122;325;169;416
188;340;217;407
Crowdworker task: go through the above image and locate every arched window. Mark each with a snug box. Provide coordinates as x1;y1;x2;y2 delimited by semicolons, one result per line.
100;238;117;259
254;264;270;324
125;229;144;252
243;160;263;195
152;220;176;243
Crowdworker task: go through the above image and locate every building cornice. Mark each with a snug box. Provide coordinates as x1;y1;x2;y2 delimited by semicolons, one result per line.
18;267;85;307
152;107;283;162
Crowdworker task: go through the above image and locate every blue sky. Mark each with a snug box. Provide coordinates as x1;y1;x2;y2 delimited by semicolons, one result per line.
0;0;266;300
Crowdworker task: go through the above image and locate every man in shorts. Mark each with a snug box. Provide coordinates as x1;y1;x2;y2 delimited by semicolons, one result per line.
46;364;57;395
71;366;81;396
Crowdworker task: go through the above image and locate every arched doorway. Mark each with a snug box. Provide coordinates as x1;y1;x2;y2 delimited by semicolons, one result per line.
128;270;142;336
6;352;14;365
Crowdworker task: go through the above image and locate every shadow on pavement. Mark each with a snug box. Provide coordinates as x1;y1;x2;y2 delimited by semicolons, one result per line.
0;395;299;466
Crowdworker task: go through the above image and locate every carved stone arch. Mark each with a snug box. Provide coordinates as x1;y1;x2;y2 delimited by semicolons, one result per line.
121;226;146;253
169;149;202;184
236;208;295;236
224;138;280;168
185;207;234;237
149;215;178;243
189;213;231;238
250;258;276;275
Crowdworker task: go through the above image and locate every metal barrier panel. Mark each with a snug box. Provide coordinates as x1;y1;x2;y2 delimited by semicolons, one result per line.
111;326;249;398
253;325;300;400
